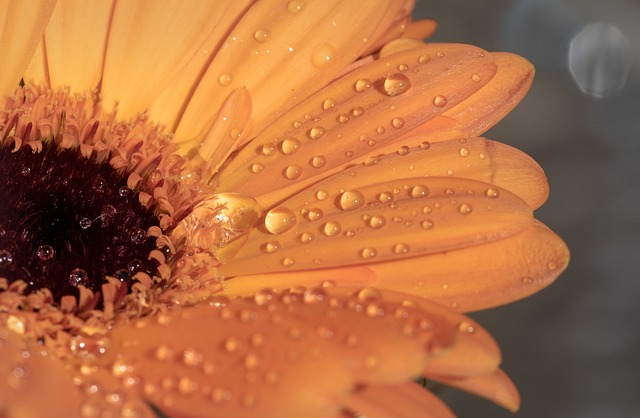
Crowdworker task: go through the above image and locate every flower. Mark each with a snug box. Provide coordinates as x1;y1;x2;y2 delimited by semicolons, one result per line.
0;1;569;417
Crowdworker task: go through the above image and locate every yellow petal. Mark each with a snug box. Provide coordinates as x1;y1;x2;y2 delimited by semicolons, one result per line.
221;221;568;313
345;382;455;418
0;0;56;96
22;39;48;87
108;287;458;417
216;43;496;204
173;0;393;147
218;177;532;277
41;0;114;92
147;0;254;129
0;331;83;417
101;0;240;119
442;52;535;137
427;369;521;412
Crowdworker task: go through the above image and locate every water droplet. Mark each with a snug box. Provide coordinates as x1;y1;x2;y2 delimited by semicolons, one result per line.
250;163;264;174
392;117;405;128
69;268;88;287
410;184;429;198
420;141;430;150
367;215;386;229
397;145;410;156
306;208;323;221
338;190;365;211
418;54;430;64
322;98;336;110
36;244;55;260
398;63;409;71
311;43;335;68
383;73;411;96
458;203;473;215
224;337;241;352
485;188;500;198
311;156;327;168
284;164;302;179
298;232;315;244
118;186;131;197
92;176;107;192
376;126;385;135
20;166;31;176
218;73;233;86
264;207;297;234
350;107;365;117
377;192;393;203
521;276;534;285
253;29;270;43
337;113;350;123
360;247;377;259
436;51;445;58
254;289;275;305
287;0;304;14
281;137;301;155
315;190;328;201
261;143;275;156
79;217;92;229
421;220;434;230
393;243;410;255
433;95;448;107
471;73;481;82
211;387;232;403
308;126;326;140
322;221;341;236
458;321;476;333
354;79;372;92
459;147;470;157
281;257;295;267
130;228;147;244
0;250;12;266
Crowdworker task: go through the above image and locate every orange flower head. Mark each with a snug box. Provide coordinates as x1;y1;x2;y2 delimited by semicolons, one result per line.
0;1;568;417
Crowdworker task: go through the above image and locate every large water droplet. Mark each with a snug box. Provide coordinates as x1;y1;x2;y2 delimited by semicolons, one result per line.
284;165;302;179
218;73;233;86
433;95;448;107
367;215;386;229
322;221;341;236
253;29;270;43
393;243;410;255
383;73;411;96
69;268;89;287
311;156;327;168
281;137;301;155
354;79;371;92
485;188;500;198
338;190;365;211
308;126;326;140
264;207;297;234
322;98;336;110
36;244;55;260
392;117;405;129
410;184;429;198
458;203;473;215
360;247;377;259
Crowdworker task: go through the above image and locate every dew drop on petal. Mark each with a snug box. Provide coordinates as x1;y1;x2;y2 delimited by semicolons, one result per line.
315;190;328;201
458;203;473;215
383;73;411;96
281;137;301;155
322;221;341;236
281;257;295;267
338;190;366;211
308;126;326;140
459;147;470;157
377;192;394;203
393;243;410;255
261;143;275;156
264;207;297;234
418;54;430;64
218;73;233;86
360;247;377;259
311;156;327;168
397;145;410;156
287;0;304;14
284;165;302;179
410;184;429;198
350;107;365;117
392;117;405;128
433;95;448;107
254;289;276;305
253;29;270;43
421;220;434;230
485;188;500;198
298;232;315;244
250;163;264;174
69;268;88;287
367;215;386;229
354;79;372;92
471;73;481;82
322;98;336;110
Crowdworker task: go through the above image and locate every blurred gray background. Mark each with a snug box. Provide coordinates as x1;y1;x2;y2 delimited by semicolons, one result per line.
413;1;640;417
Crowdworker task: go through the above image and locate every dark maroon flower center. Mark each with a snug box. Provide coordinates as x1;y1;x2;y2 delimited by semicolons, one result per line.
0;141;161;302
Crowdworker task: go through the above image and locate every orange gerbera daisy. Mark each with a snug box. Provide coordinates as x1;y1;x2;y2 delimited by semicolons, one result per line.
0;1;568;417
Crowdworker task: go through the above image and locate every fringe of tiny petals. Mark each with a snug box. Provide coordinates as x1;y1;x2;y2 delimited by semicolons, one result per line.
0;84;227;360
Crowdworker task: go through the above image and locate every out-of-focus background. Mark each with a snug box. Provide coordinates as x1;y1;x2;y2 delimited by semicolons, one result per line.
413;1;640;417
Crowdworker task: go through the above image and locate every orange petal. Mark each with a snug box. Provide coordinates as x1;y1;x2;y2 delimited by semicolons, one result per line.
216;43;496;205
23;39;48;87
0;0;56;96
147;0;255;129
403;19;439;40
107;287;457;418
191;87;253;176
101;0;240;119
0;330;83;417
427;369;521;412
218;177;531;277
442;52;535;137
41;0;114;92
223;220;568;312
345;382;455;418
173;0;393;147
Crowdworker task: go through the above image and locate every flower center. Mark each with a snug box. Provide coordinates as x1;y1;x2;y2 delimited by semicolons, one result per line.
0;141;161;302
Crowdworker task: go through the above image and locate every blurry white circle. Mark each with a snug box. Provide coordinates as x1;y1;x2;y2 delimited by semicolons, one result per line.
568;23;631;97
